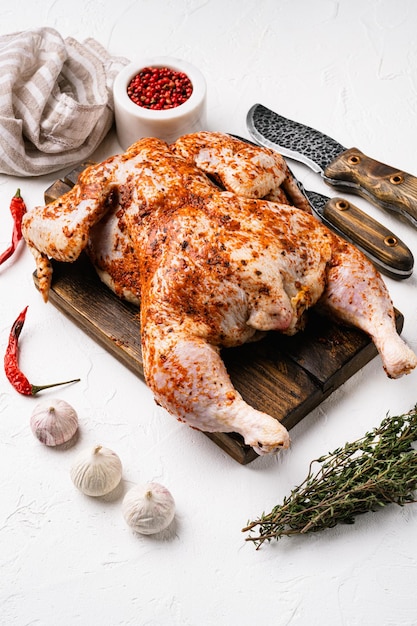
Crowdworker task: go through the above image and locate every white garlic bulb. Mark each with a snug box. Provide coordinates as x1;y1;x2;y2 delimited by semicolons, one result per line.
122;482;176;535
30;398;78;447
70;445;122;496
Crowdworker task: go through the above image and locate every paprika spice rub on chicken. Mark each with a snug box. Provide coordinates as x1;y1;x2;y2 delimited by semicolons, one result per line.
21;132;417;455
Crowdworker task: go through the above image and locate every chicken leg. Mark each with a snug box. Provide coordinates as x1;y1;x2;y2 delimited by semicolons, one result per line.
318;239;417;378
142;321;290;454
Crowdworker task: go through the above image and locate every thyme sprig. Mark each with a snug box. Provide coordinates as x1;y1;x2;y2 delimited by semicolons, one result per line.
243;408;417;549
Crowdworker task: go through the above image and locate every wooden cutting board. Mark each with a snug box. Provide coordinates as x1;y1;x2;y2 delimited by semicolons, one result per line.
36;166;404;464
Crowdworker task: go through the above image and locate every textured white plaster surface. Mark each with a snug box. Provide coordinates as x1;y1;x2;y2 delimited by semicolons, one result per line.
1;1;417;624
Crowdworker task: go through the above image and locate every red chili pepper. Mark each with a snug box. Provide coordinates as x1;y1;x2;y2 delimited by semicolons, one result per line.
0;188;27;265
127;66;193;110
4;306;80;396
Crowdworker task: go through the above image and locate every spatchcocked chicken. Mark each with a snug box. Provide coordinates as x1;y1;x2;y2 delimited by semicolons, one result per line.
22;132;417;455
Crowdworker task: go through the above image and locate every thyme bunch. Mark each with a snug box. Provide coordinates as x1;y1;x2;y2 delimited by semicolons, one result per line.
243;408;417;549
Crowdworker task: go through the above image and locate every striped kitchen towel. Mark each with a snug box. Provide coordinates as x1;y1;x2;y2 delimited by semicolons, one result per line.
0;27;129;177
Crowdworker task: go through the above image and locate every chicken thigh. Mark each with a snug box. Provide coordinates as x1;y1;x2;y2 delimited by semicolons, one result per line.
21;133;417;454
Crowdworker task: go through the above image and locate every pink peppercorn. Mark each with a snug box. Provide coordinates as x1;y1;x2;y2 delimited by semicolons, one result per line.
127;66;193;110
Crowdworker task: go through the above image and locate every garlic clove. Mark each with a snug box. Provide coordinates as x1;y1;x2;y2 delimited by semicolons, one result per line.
122;482;176;535
30;398;79;447
70;445;123;497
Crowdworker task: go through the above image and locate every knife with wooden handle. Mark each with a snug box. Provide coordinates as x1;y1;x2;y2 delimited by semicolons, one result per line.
247;104;417;227
303;189;413;280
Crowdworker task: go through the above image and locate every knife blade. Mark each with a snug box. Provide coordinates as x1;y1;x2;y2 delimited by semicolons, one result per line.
247;103;417;227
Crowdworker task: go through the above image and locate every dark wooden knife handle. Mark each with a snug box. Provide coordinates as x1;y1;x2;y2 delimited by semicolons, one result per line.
324;148;417;226
322;196;414;278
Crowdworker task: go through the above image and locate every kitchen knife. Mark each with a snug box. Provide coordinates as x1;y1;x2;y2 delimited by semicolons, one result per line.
302;188;413;280
230;133;414;279
247;103;417;227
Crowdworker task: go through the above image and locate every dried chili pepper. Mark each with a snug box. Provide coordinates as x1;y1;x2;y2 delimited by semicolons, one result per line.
0;188;27;265
4;306;80;396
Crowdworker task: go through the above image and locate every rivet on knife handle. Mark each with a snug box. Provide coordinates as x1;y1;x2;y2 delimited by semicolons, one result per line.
324;148;417;226
322;196;414;279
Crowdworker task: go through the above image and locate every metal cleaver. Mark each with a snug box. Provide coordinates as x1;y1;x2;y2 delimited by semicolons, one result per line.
247;103;417;227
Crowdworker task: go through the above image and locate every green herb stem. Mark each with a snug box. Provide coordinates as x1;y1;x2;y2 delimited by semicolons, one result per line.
243;408;417;549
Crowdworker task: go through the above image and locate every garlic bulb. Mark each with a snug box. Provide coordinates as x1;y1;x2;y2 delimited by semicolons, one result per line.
122;482;176;535
70;445;122;496
30;398;78;446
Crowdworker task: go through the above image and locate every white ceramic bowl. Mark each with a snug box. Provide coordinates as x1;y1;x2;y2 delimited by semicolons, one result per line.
113;57;207;150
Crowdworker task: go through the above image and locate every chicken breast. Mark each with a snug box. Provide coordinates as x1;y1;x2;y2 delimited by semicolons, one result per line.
21;133;417;454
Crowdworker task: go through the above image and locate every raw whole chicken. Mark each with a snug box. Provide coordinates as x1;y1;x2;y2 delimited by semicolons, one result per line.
22;132;417;455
